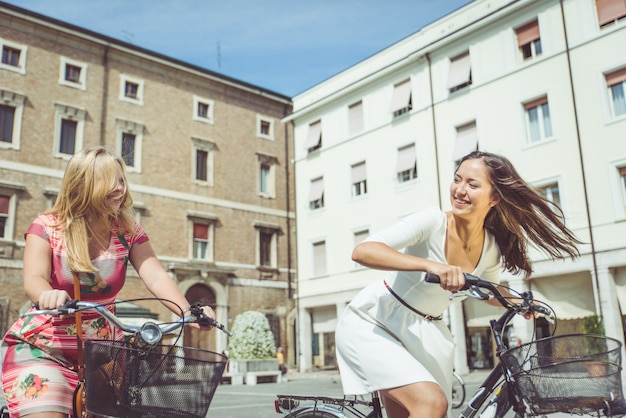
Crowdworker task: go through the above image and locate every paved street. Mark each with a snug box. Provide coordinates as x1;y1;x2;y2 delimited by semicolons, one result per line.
209;370;345;418
208;369;493;418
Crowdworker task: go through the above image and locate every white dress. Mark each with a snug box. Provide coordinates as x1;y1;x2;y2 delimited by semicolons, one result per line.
335;207;501;398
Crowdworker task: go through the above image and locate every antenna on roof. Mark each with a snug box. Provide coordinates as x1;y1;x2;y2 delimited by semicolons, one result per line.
217;41;221;71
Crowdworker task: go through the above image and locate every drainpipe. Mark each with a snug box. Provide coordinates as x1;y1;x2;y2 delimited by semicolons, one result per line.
426;53;443;208
283;106;294;300
559;0;602;318
100;45;110;146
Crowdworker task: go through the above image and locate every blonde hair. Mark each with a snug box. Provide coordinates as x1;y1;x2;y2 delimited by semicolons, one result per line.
46;146;135;272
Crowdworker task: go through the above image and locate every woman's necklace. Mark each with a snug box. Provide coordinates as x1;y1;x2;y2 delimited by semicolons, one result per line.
459;225;483;252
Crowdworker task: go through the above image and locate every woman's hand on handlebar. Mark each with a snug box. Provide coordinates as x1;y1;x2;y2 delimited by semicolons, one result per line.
186;305;216;331
36;289;71;310
426;262;465;293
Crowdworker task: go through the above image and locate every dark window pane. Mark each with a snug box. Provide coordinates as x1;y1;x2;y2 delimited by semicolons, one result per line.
59;119;77;155
0;104;15;143
121;133;136;167
196;150;208;181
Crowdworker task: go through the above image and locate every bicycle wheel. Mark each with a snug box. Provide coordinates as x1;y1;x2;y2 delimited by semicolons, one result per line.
476;382;513;418
286;406;348;417
451;371;466;409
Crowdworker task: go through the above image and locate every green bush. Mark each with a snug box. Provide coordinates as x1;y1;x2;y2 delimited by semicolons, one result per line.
226;311;276;360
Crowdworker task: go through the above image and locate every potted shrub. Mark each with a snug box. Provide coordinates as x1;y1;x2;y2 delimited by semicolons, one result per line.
579;315;609;376
226;311;278;375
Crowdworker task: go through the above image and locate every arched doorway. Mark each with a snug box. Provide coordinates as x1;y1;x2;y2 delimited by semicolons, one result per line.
184;283;217;352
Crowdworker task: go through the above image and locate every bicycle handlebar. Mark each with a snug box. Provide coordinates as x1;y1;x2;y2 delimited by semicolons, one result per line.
424;272;552;317
24;300;232;343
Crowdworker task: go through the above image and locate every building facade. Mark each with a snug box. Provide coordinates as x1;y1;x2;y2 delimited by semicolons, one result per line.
287;0;626;373
0;2;296;359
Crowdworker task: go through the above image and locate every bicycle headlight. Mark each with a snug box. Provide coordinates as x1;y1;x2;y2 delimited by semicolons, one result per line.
140;322;163;345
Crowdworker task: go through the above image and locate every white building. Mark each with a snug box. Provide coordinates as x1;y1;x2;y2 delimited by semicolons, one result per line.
285;0;626;373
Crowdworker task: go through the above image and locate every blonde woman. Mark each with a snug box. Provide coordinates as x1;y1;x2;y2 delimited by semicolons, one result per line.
2;147;214;418
336;151;582;418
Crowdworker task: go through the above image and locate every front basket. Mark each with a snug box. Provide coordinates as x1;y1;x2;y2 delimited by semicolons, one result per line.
500;334;623;415
84;339;227;418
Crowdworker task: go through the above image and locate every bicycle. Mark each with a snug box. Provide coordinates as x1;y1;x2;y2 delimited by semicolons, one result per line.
10;299;232;418
275;273;626;417
451;369;466;409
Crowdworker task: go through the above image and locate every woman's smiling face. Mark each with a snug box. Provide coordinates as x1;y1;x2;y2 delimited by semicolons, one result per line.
106;166;127;211
450;158;498;218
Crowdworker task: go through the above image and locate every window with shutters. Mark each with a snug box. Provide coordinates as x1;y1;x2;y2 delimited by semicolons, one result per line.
595;0;626;28
453;122;478;162
351;161;367;197
448;51;472;93
515;20;542;61
606;68;626;118
523;96;553;143
390;80;412;117
396;144;417;183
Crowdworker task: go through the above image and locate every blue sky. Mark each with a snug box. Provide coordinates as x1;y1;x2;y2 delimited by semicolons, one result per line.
3;0;471;96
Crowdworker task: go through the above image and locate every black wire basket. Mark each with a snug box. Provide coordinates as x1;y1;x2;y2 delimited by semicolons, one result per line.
84;339;228;418
500;334;623;415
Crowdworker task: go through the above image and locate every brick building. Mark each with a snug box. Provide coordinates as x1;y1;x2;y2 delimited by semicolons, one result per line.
0;2;295;359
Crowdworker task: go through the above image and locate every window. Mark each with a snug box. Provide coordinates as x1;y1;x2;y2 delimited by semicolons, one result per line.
453;122;478;161
0;182;24;240
116;119;144;172
59;57;87;90
258;154;277;198
396;144;417;183
353;229;369;267
595;0;626;27
606;68;626;117
308;177;324;210
0;40;27;74
0;88;25;150
192;138;216;185
122;133;136;167
255;222;279;269
60;120;77;154
348;101;364;135
516;20;542;61
193;96;214;124
259;230;273;266
0;195;9;239
197;150;208;181
119;74;144;105
188;212;217;261
192;223;211;260
257;115;275;140
312;240;327;276
304;120;322;153
351;161;367;197
447;51;472;93
536;182;562;209
390;80;412;117
0;104;13;143
54;103;86;158
354;229;369;246
524;96;553;143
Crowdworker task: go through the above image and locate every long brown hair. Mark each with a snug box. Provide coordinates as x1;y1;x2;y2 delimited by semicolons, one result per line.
458;151;582;277
46;147;135;272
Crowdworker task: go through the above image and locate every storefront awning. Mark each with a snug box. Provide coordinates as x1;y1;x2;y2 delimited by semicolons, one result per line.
529;272;595;320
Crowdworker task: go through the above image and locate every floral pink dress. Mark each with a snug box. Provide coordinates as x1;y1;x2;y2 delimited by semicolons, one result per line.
1;214;148;417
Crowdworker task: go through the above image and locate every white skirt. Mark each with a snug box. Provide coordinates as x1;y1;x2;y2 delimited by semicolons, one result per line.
335;280;455;397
